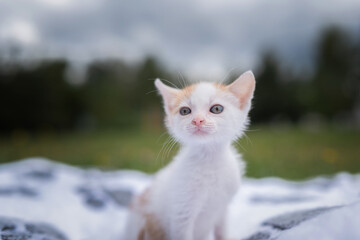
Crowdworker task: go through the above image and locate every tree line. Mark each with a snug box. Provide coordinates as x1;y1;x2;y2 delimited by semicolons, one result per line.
0;26;359;133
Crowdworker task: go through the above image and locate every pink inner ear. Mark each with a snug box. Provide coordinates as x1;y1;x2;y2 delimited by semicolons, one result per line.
239;81;255;109
155;79;180;114
228;71;256;109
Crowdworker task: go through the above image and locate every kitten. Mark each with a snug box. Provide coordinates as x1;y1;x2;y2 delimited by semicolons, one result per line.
125;71;256;240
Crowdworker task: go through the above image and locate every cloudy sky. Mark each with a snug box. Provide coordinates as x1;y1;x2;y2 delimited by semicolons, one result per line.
0;0;359;79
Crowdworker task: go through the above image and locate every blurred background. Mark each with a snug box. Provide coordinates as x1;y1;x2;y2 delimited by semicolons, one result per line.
0;0;359;180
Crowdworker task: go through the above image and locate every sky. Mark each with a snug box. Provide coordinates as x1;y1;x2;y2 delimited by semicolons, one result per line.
0;0;359;80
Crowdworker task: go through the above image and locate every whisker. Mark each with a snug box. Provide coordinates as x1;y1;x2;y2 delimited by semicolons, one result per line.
166;138;178;159
243;132;253;146
146;89;159;95
246;128;261;132
162;136;174;158
162;137;173;158
156;131;169;143
234;140;247;152
219;66;242;85
177;71;187;89
155;135;173;166
158;78;180;89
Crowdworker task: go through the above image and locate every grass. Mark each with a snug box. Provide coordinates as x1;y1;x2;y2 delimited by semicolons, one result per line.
0;125;359;180
241;126;360;179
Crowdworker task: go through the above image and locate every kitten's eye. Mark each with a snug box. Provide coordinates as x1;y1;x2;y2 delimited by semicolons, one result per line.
210;104;224;114
179;107;191;116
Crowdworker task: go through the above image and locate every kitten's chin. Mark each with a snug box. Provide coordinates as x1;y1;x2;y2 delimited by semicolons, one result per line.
172;128;221;144
179;130;218;144
191;129;209;136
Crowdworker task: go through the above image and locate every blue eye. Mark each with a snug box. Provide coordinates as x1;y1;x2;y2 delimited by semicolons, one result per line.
210;104;224;114
179;107;191;115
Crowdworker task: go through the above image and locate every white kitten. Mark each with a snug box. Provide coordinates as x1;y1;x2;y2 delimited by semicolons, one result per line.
124;71;256;240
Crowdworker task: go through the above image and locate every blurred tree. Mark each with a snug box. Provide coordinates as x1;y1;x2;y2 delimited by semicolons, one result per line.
0;26;359;134
133;57;173;130
312;26;359;120
82;60;137;128
134;57;170;108
251;51;286;123
0;60;78;132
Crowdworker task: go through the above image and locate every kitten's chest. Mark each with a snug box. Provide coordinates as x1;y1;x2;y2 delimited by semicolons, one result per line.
188;156;241;219
203;160;240;197
178;153;241;198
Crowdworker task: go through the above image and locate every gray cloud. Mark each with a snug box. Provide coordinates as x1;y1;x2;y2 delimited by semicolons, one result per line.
0;0;359;79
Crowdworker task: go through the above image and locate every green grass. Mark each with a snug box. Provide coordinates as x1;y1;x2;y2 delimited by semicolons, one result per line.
0;126;359;180
241;126;360;179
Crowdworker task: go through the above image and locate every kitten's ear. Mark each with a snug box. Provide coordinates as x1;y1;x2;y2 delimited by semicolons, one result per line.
228;71;256;109
155;79;180;114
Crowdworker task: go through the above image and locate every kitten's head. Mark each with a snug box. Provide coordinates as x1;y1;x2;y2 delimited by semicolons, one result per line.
155;71;255;145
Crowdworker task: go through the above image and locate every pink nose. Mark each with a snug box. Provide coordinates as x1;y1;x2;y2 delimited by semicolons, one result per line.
192;118;205;126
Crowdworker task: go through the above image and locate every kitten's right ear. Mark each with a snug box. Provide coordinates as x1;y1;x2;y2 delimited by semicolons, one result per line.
155;79;180;114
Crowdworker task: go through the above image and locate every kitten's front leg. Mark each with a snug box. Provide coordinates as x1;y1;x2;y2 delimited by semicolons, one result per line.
214;213;227;240
169;209;196;240
169;191;204;240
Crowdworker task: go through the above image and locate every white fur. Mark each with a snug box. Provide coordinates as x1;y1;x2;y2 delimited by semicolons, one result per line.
125;71;255;240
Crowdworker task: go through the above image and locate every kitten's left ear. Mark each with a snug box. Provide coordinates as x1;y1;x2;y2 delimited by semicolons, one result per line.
228;71;256;109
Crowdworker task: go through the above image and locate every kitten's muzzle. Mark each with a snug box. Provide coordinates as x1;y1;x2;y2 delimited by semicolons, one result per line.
192;117;205;127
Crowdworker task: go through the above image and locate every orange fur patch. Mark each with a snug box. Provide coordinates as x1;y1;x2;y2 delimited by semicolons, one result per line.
171;84;197;114
215;81;254;109
213;82;228;91
138;213;166;240
134;188;166;240
168;81;244;114
137;188;150;207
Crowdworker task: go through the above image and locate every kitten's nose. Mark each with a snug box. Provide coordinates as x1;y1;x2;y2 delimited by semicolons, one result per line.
192;117;205;126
